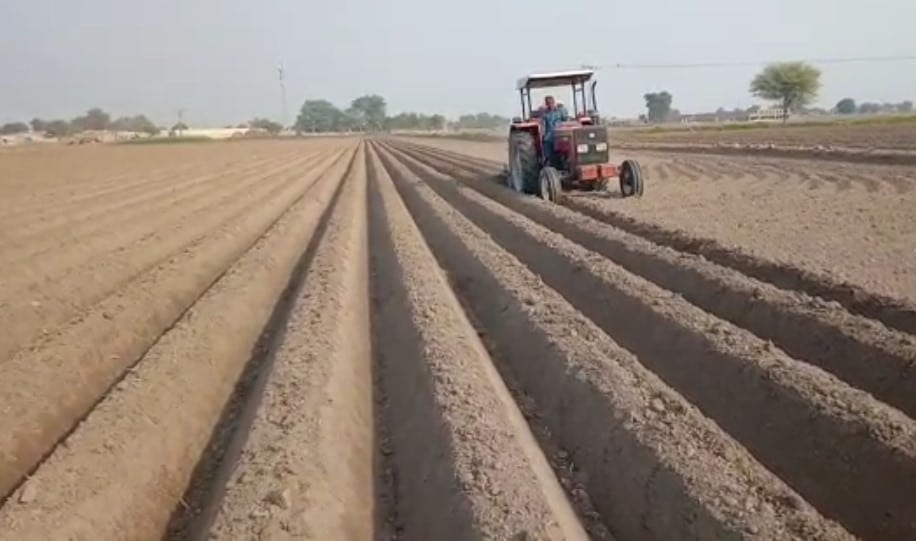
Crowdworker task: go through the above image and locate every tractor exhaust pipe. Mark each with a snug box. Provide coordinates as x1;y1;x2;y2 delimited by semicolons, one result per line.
590;81;600;124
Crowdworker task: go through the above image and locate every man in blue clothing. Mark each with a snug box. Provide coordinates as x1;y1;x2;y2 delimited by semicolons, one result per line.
539;95;568;165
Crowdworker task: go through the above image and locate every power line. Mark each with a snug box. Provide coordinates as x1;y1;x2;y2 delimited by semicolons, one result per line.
584;55;916;70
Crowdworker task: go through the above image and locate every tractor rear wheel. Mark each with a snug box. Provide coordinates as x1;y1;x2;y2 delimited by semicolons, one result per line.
619;159;645;197
508;131;540;194
539;166;563;203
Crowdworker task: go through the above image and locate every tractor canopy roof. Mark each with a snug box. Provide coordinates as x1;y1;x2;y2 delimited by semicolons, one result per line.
516;69;595;90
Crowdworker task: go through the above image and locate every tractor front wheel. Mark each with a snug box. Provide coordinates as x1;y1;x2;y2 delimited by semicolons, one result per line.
619;159;645;197
508;131;540;195
539;166;563;203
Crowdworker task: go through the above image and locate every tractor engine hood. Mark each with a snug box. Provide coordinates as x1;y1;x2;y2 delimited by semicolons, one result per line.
554;126;609;165
572;125;607;143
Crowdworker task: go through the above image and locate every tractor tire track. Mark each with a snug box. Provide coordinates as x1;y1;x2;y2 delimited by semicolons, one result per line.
3;137;912;540
0;150;342;365
383;141;916;540
170;145;369;541
0;151;313;273
0;148;351;499
0;149;261;231
395;140;916;336
393;142;916;419
0;144;356;541
0;150;303;265
373;141;851;540
365;144;586;540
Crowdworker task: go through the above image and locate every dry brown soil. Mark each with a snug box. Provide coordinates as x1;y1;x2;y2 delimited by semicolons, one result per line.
613;120;916;150
1;137;914;540
406;137;916;309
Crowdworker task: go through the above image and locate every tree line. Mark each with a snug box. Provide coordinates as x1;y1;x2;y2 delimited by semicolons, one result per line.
0;109;290;138
641;62;915;123
6;64;913;137
2;108;160;137
294;94;508;133
2;100;509;138
833;98;913;115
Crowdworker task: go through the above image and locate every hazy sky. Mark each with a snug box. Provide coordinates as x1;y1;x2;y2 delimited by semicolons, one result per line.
2;0;915;126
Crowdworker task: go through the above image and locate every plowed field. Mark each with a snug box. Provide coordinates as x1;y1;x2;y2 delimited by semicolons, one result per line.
613;121;916;151
1;138;914;540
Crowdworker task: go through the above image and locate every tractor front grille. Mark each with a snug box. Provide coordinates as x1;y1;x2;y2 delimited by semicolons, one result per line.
573;127;609;165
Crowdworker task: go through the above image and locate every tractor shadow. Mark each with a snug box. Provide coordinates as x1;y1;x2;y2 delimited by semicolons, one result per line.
488;173;623;201
566;191;620;200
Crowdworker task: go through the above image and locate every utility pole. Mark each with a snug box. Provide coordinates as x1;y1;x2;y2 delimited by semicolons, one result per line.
278;63;288;131
176;108;185;136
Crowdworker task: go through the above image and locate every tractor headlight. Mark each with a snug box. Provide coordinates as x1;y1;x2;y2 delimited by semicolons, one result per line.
595;142;608;152
576;144;589;154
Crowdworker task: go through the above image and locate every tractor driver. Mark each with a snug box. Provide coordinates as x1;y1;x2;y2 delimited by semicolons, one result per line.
540;95;568;165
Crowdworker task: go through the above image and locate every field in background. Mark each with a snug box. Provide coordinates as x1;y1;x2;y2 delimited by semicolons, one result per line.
1;138;915;540
611;114;916;150
411;115;916;163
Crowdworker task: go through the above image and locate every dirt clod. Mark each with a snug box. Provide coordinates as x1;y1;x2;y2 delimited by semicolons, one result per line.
17;482;37;504
264;488;291;510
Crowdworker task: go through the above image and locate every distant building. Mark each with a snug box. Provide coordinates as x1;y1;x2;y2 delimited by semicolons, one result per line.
747;108;788;122
680;110;747;124
169;128;248;140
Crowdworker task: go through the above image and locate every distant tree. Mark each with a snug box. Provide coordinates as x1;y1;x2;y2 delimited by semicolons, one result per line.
0;122;29;135
643;91;673;123
110;117;129;131
835;98;856;115
44;120;71;137
295;99;348;133
30;118;49;133
236;123;248;129
385;112;448;131
140;117;159;135
386;112;415;130
86;108;111;130
248;118;283;134
71;107;112;131
457;114;475;127
858;102;882;115
453;112;509;130
749;62;821;122
427;114;446;131
347;95;387;131
899;100;914;114
111;114;158;135
170;122;189;136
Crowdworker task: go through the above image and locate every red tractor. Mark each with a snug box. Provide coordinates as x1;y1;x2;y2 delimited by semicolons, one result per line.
507;69;645;202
